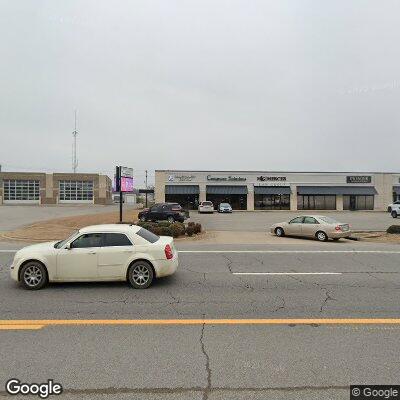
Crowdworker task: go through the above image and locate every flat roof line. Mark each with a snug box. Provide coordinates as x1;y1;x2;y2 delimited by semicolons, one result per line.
156;170;400;174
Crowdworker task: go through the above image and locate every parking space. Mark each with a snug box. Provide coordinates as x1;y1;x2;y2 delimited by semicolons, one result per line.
189;210;393;232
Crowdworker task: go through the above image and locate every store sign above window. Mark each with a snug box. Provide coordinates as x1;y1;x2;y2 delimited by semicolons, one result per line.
346;176;372;184
168;175;195;182
207;175;246;181
257;176;286;181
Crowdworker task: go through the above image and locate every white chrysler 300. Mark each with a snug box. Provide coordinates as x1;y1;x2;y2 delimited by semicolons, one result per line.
10;224;178;290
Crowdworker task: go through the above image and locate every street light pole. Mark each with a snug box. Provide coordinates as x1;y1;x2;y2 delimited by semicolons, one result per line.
145;170;148;208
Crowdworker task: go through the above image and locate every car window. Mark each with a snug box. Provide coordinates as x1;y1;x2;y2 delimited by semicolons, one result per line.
136;228;159;243
289;217;304;224
102;233;132;247
71;233;102;249
303;217;318;224
203;201;213;206
150;205;160;212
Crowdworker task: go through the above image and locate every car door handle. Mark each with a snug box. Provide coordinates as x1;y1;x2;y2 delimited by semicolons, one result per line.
88;252;97;255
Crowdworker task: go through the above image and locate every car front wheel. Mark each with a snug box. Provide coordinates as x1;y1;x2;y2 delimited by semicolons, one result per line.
392;211;398;219
316;231;328;242
128;261;154;289
275;227;285;237
20;261;48;290
140;215;147;222
167;216;175;223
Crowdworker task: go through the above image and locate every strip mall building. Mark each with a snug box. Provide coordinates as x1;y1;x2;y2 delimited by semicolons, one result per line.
155;170;400;211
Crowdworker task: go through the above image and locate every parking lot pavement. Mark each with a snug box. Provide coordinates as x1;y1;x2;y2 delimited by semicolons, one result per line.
0;204;121;232
1;243;400;399
189;210;394;232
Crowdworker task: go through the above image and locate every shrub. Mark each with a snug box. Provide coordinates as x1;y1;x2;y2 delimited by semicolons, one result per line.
152;226;163;236
136;222;157;231
187;221;195;227
160;226;173;237
387;225;400;234
158;221;172;228
170;222;185;238
193;223;202;234
186;226;195;237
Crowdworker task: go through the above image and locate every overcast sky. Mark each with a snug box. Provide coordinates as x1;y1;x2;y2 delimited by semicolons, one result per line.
1;0;400;185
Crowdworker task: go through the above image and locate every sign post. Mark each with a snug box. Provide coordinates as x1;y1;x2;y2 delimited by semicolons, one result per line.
115;166;134;223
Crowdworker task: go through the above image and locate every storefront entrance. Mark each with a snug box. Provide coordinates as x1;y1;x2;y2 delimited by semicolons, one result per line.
254;186;291;210
343;195;374;210
206;185;247;210
165;185;200;210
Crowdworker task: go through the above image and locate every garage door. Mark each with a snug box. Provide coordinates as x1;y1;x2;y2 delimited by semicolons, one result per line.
59;180;94;203
3;179;40;204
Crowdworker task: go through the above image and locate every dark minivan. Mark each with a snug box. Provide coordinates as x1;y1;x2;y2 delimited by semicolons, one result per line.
138;203;186;223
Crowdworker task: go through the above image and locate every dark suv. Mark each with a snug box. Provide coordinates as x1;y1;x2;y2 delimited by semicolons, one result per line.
138;203;186;223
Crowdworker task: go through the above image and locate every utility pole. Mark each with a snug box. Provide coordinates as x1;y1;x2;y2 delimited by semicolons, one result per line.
145;170;148;208
72;109;78;173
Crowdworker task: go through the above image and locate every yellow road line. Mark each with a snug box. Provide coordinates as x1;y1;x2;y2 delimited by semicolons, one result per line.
2;318;400;329
0;324;44;330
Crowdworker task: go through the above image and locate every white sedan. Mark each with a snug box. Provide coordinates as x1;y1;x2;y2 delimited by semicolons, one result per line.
10;224;178;290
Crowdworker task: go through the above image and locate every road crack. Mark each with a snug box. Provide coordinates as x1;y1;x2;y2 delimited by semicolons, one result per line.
200;320;211;400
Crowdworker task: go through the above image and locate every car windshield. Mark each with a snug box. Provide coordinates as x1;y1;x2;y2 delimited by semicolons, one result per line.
203;202;213;206
136;227;160;243
54;231;79;249
319;216;339;224
220;203;230;207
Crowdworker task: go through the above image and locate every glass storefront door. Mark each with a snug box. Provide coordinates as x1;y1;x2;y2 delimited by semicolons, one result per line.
254;194;290;210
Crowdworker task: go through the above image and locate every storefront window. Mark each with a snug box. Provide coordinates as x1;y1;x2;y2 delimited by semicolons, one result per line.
165;194;199;210
254;194;290;210
343;195;374;210
297;195;336;210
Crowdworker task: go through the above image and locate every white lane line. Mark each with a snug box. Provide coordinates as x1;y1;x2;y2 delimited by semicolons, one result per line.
233;272;343;275
179;250;400;254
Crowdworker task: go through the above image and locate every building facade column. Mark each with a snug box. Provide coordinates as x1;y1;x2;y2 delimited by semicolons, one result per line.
199;183;206;203
336;194;344;211
155;171;166;203
290;185;297;211
247;184;254;210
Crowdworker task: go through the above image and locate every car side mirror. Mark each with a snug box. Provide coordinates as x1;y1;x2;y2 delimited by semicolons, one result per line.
65;243;71;250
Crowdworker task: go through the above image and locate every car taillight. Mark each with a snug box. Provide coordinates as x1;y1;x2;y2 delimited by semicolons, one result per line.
165;244;173;260
335;225;341;231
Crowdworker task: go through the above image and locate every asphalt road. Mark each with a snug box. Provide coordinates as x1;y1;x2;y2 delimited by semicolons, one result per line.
189;210;395;232
1;241;400;399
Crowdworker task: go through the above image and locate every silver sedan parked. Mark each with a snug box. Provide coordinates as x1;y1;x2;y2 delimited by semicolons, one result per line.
270;215;351;242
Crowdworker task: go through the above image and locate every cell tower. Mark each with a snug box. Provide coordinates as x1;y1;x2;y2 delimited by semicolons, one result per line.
72;109;78;173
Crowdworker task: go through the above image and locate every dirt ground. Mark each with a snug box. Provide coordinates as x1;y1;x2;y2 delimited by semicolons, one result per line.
354;231;400;243
0;210;139;242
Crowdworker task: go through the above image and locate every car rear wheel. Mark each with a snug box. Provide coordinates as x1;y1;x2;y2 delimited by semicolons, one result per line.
275;227;285;237
392;211;398;219
316;231;328;242
20;261;48;290
128;261;154;289
167;216;175;223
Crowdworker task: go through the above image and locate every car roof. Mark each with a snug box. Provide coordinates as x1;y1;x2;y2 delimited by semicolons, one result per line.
79;224;141;234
